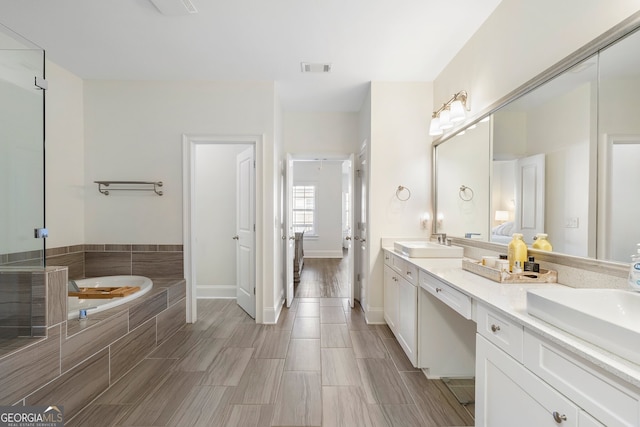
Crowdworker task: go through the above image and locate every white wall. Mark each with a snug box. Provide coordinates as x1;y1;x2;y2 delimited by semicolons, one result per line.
284;112;359;154
194;144;249;298
368;81;433;323
434;0;640;122
293;161;343;258
45;61;85;249
83;80;278;323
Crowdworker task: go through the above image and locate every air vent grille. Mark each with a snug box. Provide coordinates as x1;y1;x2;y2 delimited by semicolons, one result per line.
149;0;198;15
301;62;332;73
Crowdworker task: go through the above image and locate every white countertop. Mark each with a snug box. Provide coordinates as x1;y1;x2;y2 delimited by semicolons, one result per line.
383;247;640;389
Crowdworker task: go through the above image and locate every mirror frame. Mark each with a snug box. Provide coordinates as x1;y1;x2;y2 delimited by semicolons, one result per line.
431;10;640;273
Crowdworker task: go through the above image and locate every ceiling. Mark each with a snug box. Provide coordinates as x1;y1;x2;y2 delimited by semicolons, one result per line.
0;0;502;112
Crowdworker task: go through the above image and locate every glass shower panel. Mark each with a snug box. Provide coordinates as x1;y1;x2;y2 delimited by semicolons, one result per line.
0;27;45;268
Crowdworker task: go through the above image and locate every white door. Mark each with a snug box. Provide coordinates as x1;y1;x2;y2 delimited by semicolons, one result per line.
236;147;255;318
356;146;368;309
285;154;295;307
515;153;545;244
346;154;355;308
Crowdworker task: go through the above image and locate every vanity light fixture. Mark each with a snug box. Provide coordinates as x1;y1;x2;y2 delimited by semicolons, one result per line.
429;90;469;136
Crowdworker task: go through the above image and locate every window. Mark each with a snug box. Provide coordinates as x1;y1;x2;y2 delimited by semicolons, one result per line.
292;185;316;234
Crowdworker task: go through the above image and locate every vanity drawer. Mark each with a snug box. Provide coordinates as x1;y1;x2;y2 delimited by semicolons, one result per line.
419;270;471;319
524;330;640;427
386;251;417;285
477;303;524;362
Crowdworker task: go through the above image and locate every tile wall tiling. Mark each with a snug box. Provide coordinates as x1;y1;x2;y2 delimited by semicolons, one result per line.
5;250;43;266
152;279;187;305
0;272;34;337
158;244;183;252
132;244;157;252
61;311;129;373
129;290;167;330
84;252;131;277
104;244;132;252
45;243;184;280
157;298;186;346
46;268;68;327
132;252;184;278
109;318;157;382
46;252;84;280
31;272;46;335
26;348;110;420
0;324;61;405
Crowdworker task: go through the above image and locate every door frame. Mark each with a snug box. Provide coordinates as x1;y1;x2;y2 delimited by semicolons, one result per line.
182;134;262;323
286;152;355;308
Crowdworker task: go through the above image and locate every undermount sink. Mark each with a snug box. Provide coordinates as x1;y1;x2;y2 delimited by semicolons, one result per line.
393;241;464;258
527;288;640;364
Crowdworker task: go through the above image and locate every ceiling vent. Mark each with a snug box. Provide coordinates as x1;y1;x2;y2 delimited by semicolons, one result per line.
149;0;198;15
300;62;332;73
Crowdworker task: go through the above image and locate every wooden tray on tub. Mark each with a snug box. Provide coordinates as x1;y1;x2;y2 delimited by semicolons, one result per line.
68;286;140;299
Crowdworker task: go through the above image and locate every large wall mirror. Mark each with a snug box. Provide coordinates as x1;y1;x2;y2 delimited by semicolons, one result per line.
434;21;640;264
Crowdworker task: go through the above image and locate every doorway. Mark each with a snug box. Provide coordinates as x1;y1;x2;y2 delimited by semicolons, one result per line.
183;135;259;323
285;155;355;308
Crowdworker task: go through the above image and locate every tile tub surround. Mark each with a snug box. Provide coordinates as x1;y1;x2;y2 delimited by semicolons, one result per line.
45;243;184;280
0;266;186;420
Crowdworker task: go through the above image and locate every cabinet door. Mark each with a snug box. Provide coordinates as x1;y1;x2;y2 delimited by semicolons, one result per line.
397;277;417;366
383;265;398;332
476;334;578;427
579;411;605;427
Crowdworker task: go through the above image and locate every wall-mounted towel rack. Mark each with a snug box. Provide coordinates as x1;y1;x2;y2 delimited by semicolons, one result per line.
94;181;163;196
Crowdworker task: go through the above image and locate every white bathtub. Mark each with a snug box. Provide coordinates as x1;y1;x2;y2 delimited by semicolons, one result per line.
67;275;153;320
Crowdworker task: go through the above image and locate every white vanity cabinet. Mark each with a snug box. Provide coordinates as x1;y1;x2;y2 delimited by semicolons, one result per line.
383;251;417;366
476;333;580;426
476;304;639;427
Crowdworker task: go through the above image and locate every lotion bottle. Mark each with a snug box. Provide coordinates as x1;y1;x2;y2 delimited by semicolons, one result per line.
508;233;528;273
629;244;640;291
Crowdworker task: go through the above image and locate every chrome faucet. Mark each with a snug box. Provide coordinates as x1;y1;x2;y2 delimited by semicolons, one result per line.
433;233;447;245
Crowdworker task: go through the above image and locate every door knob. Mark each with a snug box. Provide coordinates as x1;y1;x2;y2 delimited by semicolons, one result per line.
361;239;367;243
346;236;352;240
282;235;286;240
232;235;239;240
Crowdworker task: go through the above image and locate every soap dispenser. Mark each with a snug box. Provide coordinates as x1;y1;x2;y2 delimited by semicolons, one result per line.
628;244;640;291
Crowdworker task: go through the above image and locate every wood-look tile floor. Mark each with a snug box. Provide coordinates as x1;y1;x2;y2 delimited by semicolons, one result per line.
68;257;473;426
68;297;474;426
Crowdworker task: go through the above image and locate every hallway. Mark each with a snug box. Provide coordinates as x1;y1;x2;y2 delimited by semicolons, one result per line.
67;259;474;426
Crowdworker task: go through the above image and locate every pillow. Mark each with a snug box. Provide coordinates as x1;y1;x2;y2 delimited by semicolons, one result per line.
492;221;514;236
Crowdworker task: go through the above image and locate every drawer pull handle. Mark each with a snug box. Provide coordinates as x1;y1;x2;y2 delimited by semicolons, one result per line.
490;324;501;333
406;271;412;276
552;412;567;423
435;287;442;293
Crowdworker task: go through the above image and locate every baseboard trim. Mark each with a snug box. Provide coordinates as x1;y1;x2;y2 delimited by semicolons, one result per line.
304;250;344;258
196;285;235;299
263;297;284;324
364;306;385;324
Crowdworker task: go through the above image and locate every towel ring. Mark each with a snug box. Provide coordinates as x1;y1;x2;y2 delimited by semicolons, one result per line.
459;185;474;201
396;185;411;201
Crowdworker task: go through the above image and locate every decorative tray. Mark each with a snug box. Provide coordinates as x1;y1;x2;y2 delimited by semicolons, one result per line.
461;259;557;284
68;286;140;299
